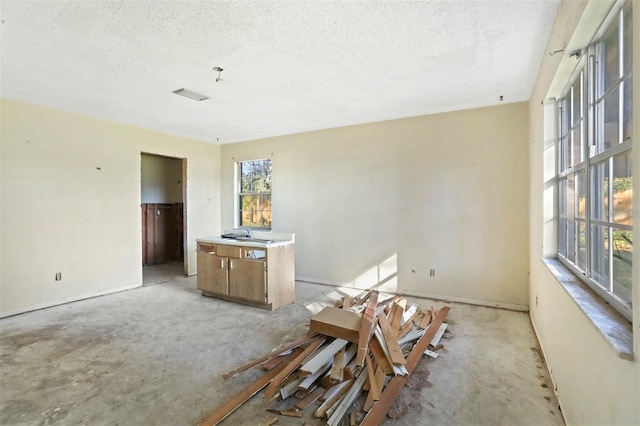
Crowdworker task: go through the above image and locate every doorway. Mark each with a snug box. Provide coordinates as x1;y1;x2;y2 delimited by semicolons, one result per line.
141;153;187;284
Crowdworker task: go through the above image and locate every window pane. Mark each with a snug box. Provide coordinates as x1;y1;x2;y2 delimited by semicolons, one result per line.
578;221;587;271
239;195;271;228
571;75;582;125
590;224;610;289
241;162;252;178
596;89;619;153
559;178;567;216
560;136;569;171
612;229;632;307
612;153;633;225
567;220;576;262
560;100;569;137
577;170;586;218
571;127;582;167
240;177;251;193
622;2;632;75
559;218;567;257
591;161;610;222
622;77;632;142
566;173;575;218
599;19;619;94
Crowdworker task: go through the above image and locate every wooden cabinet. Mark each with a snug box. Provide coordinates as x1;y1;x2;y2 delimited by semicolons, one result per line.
196;241;294;310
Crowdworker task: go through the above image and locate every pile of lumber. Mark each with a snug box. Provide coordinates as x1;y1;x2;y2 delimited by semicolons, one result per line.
199;290;450;426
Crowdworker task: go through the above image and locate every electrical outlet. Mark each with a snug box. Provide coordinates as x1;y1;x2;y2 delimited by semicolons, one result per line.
429;269;436;277
536;295;539;306
55;272;62;281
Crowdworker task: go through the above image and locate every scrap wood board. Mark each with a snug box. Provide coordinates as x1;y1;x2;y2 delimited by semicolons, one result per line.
198;291;451;425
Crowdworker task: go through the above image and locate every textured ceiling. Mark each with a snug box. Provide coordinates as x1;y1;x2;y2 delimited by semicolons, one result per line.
0;1;559;144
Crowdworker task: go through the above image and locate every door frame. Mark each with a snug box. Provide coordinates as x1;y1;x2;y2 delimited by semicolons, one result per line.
140;152;188;276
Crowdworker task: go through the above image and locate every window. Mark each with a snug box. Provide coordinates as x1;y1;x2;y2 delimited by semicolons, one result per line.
557;1;633;320
238;159;272;229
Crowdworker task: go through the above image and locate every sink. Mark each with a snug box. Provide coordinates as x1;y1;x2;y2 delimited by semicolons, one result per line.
220;234;273;243
234;236;273;243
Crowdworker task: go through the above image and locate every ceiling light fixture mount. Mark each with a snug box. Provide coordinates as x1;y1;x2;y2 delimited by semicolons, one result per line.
172;88;208;101
213;67;224;83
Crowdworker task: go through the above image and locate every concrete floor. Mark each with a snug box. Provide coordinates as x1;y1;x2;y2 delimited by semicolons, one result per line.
142;261;185;285
0;273;563;426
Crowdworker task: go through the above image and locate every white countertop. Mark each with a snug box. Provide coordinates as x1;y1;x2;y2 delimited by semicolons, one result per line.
196;230;294;248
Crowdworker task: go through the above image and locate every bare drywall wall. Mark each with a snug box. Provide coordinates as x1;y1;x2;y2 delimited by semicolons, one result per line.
141;153;183;204
0;98;220;316
221;102;530;308
528;0;639;423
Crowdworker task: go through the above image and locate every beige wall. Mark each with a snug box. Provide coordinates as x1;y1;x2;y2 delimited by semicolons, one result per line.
529;0;639;423
0;98;220;316
141;153;183;204
221;102;530;308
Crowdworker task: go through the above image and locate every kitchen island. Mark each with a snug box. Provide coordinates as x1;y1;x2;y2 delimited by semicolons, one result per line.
195;231;295;310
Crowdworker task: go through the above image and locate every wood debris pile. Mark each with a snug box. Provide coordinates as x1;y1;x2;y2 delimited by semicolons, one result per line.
199;290;450;426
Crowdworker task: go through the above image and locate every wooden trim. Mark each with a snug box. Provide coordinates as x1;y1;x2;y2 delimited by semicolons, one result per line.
295;387;325;410
222;332;318;379
314;379;353;418
198;349;302;426
377;313;406;365
355;290;378;366
264;337;326;399
368;338;393;375
300;338;348;375
329;347;346;383
361;307;450;426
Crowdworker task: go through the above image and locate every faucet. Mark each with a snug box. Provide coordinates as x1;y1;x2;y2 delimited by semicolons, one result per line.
244;228;254;239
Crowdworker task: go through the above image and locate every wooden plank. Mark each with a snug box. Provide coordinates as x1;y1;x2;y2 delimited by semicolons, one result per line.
300;338;348;375
388;299;406;334
198;349;302;426
260;354;288;371
295;387;325;410
355;290;379;366
418;309;432;329
342;295;353;309
363;364;386;411
279;410;303;418
330;347;346;383
377;313;406;365
368;338;393;375
364;354;380;400
361;307;450;426
314;380;353;418
326;369;368;426
264;337;326;399
222;333;318;379
260;417;279;426
398;309;420;339
310;307;362;342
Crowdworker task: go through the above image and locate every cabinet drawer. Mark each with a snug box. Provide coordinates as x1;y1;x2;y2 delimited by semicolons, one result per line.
216;245;242;258
197;244;216;254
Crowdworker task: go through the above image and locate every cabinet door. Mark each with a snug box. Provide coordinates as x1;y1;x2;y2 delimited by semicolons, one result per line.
229;258;267;302
197;253;229;295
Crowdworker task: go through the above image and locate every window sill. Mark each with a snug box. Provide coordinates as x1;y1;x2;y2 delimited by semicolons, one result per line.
541;258;633;361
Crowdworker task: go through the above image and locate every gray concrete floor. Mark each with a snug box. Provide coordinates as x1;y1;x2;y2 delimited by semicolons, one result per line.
142;262;185;285
0;273;563;426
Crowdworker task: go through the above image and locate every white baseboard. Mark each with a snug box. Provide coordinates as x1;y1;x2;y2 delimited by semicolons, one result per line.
295;276;529;312
0;282;142;318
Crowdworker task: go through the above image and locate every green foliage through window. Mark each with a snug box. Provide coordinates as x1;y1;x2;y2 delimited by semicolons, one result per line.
238;159;272;229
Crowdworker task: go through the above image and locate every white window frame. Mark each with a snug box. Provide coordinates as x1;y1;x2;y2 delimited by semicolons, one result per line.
236;158;272;230
556;0;633;321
